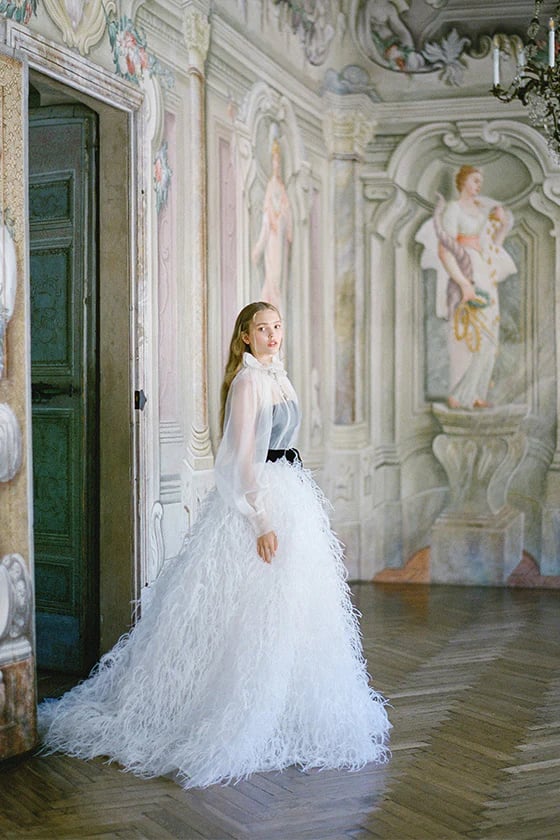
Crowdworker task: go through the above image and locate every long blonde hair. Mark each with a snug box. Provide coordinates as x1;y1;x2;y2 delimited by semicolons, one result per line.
219;301;281;432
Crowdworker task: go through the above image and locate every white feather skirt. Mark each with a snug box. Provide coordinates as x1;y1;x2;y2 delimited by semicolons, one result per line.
38;461;391;788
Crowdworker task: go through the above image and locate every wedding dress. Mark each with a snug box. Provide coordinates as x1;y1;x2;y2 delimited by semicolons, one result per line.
39;353;391;788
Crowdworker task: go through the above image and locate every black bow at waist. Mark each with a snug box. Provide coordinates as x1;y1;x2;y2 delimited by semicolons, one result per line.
266;448;302;465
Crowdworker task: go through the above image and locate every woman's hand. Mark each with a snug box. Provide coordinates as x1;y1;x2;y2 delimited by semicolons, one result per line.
257;531;278;564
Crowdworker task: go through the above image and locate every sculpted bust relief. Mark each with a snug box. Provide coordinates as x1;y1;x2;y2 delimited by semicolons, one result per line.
0;402;22;483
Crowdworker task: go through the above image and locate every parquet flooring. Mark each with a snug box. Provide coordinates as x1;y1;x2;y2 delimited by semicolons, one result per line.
1;584;559;839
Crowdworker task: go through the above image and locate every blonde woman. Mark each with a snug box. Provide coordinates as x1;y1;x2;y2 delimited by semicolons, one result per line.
40;301;390;789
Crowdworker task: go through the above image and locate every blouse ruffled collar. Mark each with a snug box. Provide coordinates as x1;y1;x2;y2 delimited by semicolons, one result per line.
242;352;285;375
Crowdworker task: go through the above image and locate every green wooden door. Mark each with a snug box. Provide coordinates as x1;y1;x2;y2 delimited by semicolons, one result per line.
29;104;99;674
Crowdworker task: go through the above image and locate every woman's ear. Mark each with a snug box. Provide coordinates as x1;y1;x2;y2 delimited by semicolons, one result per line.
242;333;250;345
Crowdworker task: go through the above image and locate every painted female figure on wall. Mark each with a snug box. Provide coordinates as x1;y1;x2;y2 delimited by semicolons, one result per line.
252;139;293;313
418;165;517;409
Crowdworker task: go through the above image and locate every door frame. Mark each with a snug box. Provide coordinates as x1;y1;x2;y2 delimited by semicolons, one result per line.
5;23;149;652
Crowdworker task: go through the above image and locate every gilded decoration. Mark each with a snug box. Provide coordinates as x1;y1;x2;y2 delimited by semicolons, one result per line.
43;0;117;56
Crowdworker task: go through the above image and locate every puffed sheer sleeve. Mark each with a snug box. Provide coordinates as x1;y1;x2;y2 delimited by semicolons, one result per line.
214;369;273;537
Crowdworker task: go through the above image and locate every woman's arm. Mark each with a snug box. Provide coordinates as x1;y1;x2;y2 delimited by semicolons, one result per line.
214;372;277;560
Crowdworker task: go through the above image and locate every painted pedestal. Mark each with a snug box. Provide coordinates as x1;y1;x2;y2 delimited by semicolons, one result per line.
431;404;528;585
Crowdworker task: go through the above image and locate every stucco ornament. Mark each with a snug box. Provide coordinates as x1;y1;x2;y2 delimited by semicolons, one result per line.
183;8;211;68
0;403;21;483
0;553;32;645
353;0;470;85
43;0;117;55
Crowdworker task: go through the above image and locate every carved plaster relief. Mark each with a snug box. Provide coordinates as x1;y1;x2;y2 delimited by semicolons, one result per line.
0;403;22;482
43;0;117;55
0;553;32;665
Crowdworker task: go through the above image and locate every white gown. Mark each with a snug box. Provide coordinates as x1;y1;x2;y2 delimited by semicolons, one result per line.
39;353;391;789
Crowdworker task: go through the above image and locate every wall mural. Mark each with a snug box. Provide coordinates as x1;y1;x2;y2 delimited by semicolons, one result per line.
105;8;174;88
0;0;37;24
272;0;335;65
354;0;472;84
416;164;517;409
154;139;172;215
251;136;293;313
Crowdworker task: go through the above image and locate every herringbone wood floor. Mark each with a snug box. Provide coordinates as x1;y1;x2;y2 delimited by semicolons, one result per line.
1;584;559;839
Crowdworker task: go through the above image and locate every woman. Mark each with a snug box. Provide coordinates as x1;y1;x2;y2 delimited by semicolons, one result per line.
39;302;390;789
434;165;516;409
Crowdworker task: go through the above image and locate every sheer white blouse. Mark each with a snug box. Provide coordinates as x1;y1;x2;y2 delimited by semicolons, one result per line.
214;353;301;537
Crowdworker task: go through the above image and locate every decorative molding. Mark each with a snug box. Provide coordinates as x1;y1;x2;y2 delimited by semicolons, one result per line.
0;403;22;482
3;22;144;110
322;94;376;160
322;64;380;101
0;553;32;663
432;404;529;517
182;7;210;70
43;0;116;56
147;500;165;582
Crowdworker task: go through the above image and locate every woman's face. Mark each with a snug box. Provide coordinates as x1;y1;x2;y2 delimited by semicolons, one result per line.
462;171;483;198
243;309;283;364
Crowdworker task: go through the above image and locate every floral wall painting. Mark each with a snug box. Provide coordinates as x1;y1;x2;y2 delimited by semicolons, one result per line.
251;130;293;314
104;7;174;89
154;140;172;214
416;164;519;410
0;213;17;380
0;0;37;24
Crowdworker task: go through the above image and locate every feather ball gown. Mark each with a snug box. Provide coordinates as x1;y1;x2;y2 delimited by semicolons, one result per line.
39;353;391;788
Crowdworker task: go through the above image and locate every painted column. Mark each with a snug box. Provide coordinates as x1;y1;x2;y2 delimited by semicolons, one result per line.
539;182;560;575
183;4;212;470
322;94;374;426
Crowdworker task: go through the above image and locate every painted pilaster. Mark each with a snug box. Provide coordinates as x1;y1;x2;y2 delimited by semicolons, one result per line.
322;93;374;427
181;3;214;526
183;5;212;470
539;177;560;574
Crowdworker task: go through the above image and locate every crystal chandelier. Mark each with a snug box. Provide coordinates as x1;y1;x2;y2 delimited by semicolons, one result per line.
492;1;560;162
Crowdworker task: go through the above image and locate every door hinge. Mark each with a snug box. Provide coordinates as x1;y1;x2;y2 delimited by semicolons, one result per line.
134;389;147;411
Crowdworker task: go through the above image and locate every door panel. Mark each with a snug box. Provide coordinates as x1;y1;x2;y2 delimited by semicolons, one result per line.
29;105;98;674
